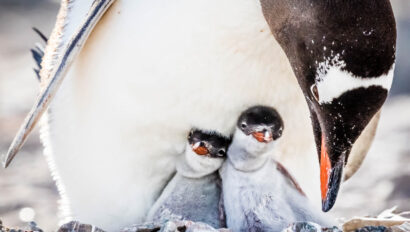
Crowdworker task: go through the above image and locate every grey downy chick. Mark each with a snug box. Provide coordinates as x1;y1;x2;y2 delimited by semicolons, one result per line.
146;128;231;229
220;106;335;232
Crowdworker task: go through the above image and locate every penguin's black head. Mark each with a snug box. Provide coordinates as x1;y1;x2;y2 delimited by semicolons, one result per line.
187;129;231;158
261;0;396;211
237;106;284;143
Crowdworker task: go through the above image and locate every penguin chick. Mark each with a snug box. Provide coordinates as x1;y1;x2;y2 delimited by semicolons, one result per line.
220;106;335;232
146;128;231;229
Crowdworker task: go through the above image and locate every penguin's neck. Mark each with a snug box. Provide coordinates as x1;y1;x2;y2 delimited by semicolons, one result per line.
227;129;275;172
260;0;314;34
176;144;223;178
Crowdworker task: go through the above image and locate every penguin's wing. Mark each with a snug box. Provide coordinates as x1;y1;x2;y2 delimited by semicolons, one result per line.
2;0;117;168
344;111;381;181
276;162;306;196
38;0;101;85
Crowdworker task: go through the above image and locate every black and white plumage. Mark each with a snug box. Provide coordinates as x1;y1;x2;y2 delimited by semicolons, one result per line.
220;106;334;232
3;0;397;230
146;129;231;229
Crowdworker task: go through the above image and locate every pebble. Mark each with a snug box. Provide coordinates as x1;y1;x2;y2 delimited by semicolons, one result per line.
283;222;342;232
355;226;391;232
0;220;43;232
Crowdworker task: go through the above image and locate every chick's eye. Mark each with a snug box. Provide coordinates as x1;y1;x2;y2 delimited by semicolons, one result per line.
218;150;226;156
241;123;247;129
310;84;319;102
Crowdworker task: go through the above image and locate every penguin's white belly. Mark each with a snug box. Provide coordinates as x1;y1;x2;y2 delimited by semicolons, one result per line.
41;0;318;230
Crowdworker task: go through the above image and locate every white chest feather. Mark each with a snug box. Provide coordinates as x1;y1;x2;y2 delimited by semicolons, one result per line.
41;0;317;230
220;161;334;231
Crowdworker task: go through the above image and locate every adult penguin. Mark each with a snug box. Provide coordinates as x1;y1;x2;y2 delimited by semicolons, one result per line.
3;0;396;231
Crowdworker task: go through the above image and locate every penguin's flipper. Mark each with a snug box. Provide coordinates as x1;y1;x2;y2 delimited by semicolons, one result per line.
276;161;306;196
2;0;117;168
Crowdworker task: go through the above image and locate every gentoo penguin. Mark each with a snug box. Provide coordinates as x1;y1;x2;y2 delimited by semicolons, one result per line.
220;106;335;232
146;128;230;228
3;0;396;230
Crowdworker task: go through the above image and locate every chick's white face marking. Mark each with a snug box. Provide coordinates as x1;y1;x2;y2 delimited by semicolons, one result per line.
314;56;395;104
177;143;224;178
233;128;274;155
226;128;276;172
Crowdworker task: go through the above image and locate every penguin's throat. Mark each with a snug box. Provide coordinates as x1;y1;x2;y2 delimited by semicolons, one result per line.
176;145;223;178
228;132;272;172
228;148;270;172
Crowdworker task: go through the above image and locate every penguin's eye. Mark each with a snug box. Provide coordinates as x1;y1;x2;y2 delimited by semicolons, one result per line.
310;84;319;102
276;127;283;138
218;149;226;156
241;123;247;129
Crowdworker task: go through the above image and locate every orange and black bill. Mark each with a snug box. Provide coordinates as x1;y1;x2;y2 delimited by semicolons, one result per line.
192;142;209;155
251;131;273;143
320;135;344;212
309;85;388;212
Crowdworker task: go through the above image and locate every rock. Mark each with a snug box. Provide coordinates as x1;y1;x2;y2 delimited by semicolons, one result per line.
121;222;162;232
342;207;410;232
391;222;410;232
355;226;391;232
56;220;230;232
282;222;341;232
28;221;43;232
0;220;44;232
57;221;105;232
122;220;230;232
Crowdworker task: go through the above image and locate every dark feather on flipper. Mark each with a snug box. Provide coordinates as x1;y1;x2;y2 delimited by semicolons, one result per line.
31;27;48;81
32;27;48;43
31;45;43;80
276;161;306;196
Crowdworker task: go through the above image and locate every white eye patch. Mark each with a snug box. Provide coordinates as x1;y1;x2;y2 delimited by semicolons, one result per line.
315;57;394;104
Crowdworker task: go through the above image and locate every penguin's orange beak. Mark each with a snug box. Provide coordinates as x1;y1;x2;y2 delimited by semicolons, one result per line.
192;142;209;155
251;131;273;143
320;134;344;212
309;87;387;212
320;136;331;201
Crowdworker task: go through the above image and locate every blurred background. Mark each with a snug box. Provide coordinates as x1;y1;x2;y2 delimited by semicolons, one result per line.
0;0;409;231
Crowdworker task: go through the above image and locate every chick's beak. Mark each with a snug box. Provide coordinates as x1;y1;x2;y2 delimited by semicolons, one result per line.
192;142;209;155
251;130;273;143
